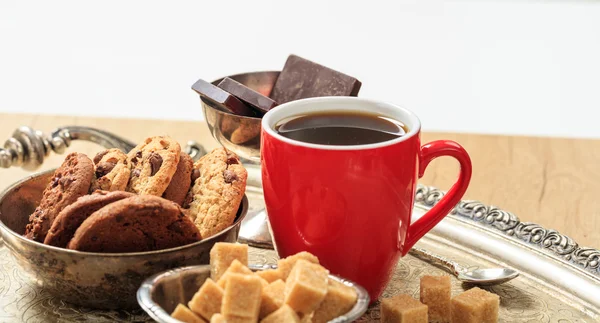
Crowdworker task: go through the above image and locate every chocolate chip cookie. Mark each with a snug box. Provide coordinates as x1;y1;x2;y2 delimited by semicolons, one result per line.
24;153;94;242
126;136;181;196
67;195;201;252
90;149;131;192
162;152;193;206
186;148;247;238
44;190;134;248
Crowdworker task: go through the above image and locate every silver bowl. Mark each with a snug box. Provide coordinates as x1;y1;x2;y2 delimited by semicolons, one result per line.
0;169;249;310
200;71;279;162
137;264;370;323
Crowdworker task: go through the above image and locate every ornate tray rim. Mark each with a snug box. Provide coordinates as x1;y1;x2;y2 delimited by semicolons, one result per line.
414;184;600;279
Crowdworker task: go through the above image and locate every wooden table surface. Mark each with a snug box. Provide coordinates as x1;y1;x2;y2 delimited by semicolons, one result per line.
1;113;598;248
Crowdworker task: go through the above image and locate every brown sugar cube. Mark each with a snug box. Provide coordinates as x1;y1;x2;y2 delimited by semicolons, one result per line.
259;279;286;319
284;259;329;315
210;314;226;323
258;276;269;288
451;287;499;323
312;279;358;323
299;312;314;323
210;242;248;281
221;273;263;320
256;269;282;283
260;305;300;323
277;251;320;280
171;304;207;323
420;275;451;322
209;314;252;323
188;278;224;321
381;294;428;323
217;259;253;288
209;314;227;323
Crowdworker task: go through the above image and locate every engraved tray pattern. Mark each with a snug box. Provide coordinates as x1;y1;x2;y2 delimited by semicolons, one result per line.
0;185;598;322
416;186;600;277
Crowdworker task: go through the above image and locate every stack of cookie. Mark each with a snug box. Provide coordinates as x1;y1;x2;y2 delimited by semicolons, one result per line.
23;136;248;253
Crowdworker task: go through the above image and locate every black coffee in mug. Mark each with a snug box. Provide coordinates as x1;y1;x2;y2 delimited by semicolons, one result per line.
274;112;408;145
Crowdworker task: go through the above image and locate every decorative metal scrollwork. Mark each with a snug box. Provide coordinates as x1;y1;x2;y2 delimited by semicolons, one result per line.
455;201;520;234
415;185;445;206
514;223;578;256
571;248;600;271
415;184;600;276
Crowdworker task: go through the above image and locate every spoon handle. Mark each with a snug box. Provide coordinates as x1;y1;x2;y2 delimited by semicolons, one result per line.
409;246;466;277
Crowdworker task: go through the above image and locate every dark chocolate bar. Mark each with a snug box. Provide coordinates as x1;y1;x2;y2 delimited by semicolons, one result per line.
191;79;255;117
270;55;362;104
217;77;278;114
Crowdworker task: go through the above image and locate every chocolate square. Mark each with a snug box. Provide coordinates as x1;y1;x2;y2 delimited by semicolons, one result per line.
270;55;362;104
191;79;255;117
217;77;278;114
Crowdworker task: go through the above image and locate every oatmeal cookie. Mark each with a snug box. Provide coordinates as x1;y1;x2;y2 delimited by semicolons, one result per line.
126;136;181;196
90;148;130;192
186;148;247;238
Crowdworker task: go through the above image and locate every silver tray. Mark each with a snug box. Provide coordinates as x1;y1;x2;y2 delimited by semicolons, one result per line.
1;170;599;322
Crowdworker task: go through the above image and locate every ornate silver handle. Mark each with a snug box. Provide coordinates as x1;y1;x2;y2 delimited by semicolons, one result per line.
0;126;206;170
409;246;467;277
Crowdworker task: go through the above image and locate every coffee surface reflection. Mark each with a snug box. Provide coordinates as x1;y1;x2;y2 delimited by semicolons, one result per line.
275;112;407;146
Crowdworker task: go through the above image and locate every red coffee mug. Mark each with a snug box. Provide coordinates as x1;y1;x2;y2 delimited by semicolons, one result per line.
260;97;472;300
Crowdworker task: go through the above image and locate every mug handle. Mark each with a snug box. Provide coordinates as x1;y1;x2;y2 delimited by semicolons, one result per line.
402;140;472;255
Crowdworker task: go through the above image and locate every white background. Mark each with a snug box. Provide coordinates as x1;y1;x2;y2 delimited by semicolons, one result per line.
1;0;599;138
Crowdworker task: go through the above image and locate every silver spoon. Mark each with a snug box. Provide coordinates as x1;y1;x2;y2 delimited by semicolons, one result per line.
409;246;519;286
